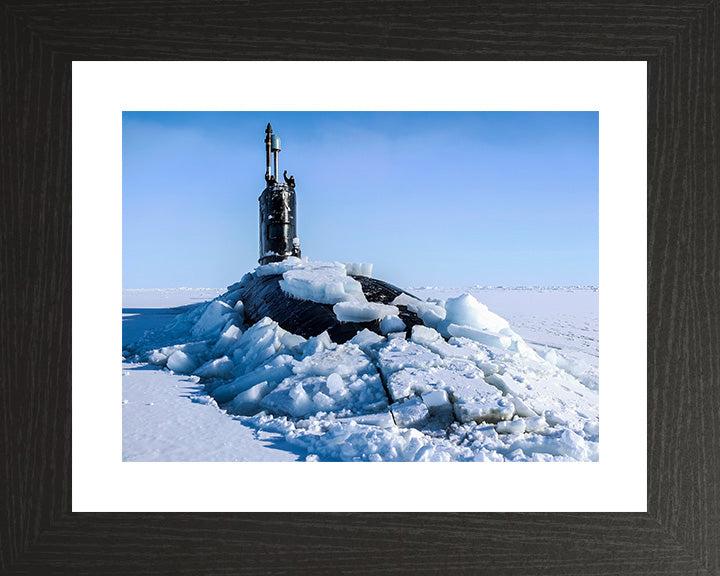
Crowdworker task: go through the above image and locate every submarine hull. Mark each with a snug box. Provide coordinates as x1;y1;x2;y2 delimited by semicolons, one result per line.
240;274;423;343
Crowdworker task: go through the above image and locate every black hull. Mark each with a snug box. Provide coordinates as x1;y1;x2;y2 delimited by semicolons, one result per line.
240;274;422;343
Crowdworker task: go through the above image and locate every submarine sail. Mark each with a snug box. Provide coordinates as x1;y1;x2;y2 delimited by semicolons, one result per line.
258;123;301;265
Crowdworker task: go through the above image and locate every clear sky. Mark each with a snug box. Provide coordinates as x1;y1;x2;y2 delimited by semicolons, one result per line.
123;111;598;289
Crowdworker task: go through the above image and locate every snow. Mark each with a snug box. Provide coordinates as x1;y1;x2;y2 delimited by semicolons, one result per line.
123;260;599;462
121;363;299;462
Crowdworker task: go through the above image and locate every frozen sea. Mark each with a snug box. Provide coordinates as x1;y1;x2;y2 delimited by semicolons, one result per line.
122;276;598;463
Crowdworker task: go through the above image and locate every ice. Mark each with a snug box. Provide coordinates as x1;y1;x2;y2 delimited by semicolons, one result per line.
391;397;430;428
293;343;374;379
454;397;514;425
194;356;234;379
255;256;303;276
391;293;446;329
411;325;491;363
261;368;386;418
445;324;512;350
337;412;395;428
386;368;435;402
191;300;235;339
325;372;344;395
545;348;599;390
429;368;513;424
211;355;295;403
148;350;168;366
345;262;373;277
524;415;548;433
440;293;510;334
496;418;526;434
166;350;198;374
229;317;292;375
379;315;406;334
375;338;443;379
124;281;599;462
227;380;272;416
211;324;243;356
257;341;387;418
349;328;385;351
333;301;399;323
279;261;366;304
421;389;452;415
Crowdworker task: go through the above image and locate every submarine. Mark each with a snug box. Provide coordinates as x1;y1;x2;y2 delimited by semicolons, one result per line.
239;124;423;343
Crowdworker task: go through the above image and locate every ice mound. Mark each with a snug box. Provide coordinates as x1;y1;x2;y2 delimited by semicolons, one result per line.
124;259;599;462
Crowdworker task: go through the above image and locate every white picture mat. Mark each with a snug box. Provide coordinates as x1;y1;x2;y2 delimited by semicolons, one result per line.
72;61;646;512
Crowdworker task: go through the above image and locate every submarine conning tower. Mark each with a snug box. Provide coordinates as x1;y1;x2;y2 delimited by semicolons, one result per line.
258;123;301;265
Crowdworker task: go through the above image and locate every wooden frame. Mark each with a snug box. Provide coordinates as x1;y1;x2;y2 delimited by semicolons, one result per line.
2;1;718;574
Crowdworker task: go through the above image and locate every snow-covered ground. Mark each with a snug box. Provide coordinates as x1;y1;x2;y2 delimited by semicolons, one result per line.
123;262;598;462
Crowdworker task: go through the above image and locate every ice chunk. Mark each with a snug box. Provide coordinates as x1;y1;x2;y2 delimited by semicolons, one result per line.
391;397;430;428
496;419;526;434
211;324;242;356
194;356;234;379
300;331;335;356
345;262;373;277
230;317;290;375
166;350;198;374
233;300;245;322
294;344;374;379
392;294;446;329
387;368;435;402
421;389;452;415
453;397;514;424
524;415;548;433
379;315;406;334
280;262;366;304
337;412;395;428
507;395;537;418
288;381;316;415
445;324;512;349
261;356;385;417
325;372;345;395
280;332;306;350
212;355;295;403
227;380;272;415
376;338;443;379
333;301;399;323
349;328;384;351
411;325;492;363
440;293;510;334
191;300;235;339
148;349;168;366
255;256;303;276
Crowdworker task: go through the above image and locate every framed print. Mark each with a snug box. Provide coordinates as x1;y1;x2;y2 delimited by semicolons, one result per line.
73;62;642;513
2;1;718;574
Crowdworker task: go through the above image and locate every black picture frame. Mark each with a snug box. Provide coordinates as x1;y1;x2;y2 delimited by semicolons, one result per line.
2;1;718;574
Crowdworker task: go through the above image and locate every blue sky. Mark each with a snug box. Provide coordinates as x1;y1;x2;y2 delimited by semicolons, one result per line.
123;111;598;289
